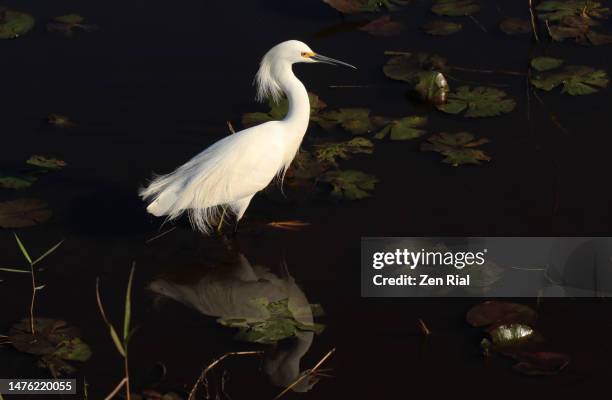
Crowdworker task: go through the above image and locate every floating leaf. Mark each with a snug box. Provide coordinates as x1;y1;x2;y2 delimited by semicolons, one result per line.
319;170;378;200
242;92;326;128
218;298;324;344
416;72;449;105
422;20;463;35
360;16;404;36
47;14;97;36
0;175;36;190
499;18;531;35
0;8;35;39
536;1;610;22
431;0;480;16
315;137;374;166
318;108;378;135
421;132;490;166
530;65;609;95
489;324;534;346
508;351;571;376
436;86;516;117
47;114;75;128
547;14;612;45
286;150;328;180
0;199;52;228
383;52;448;83
374;116;427;140
27;155;67;170
531;56;564;72
322;0;397;14
9;318;92;375
466;301;538;328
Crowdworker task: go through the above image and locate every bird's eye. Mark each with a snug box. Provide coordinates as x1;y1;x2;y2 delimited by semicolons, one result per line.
301;51;315;59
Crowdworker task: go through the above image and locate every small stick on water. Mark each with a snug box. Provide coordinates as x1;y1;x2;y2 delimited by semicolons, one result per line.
145;226;177;244
188;351;263;400
273;348;336;400
227;121;236;134
529;0;541;42
468;15;488;33
418;319;431;336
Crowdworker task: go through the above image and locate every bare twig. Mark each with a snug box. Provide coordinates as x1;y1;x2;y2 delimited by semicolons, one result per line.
529;0;541;42
273;348;336;400
188;351;263;400
418;319;431;336
104;378;127;400
145;226;177;244
468;15;488;33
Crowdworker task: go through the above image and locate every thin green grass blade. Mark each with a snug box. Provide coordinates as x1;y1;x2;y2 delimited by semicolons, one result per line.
13;233;32;265
95;277;126;357
32;239;64;265
123;263;135;341
109;325;126;357
0;267;30;274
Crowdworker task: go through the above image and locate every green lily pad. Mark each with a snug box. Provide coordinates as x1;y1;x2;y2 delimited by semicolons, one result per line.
47;114;75;128
0;8;35;39
383;52;448;83
218;298;324;344
536;0;609;22
27;155;67;170
431;0;480;16
322;0;399;13
286;150;329;181
0;175;36;190
318;108;378;135
319;170;378;200
0;198;52;228
315;137;374;167
547;14;612;45
499;18;531;35
530;65;609;95
9;318;92;375
489;324;534;346
531;56;564;72
47;14;97;36
436;86;516;118
360;16;404;36
422;20;463;35
374;116;428;140
242;92;327;128
421;132;490;166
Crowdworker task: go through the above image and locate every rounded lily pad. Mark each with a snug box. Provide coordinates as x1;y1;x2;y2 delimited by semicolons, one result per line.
0;175;36;190
54;14;84;24
531;65;609;95
422;20;463;35
436;86;516;118
0;198;52;228
421;132;490;166
360;16;404;36
530;57;564;72
319;170;378;200
499;18;531;35
431;0;480;17
27;155;67;170
0;8;35;39
374;116;428;140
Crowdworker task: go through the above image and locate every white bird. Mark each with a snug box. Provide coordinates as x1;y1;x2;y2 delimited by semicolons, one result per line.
140;40;356;233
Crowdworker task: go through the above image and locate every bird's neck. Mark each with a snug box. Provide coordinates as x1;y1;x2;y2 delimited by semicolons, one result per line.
277;66;310;134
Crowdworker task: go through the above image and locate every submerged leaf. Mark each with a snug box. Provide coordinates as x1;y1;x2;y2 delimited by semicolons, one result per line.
436;86;516;117
27;156;67;170
509;351;571;376
360;16;404;36
499;18;532;35
319;170;378;200
0;175;36;190
421;132;490;166
531;56;564;72
318;108;378;135
0;8;35;39
0;199;52;228
422;20;463;35
47;14;97;36
315;137;374;166
531;65;609;95
374;116;427;140
431;0;480;16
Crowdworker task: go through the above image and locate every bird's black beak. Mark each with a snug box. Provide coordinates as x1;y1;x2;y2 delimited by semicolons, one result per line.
312;54;357;69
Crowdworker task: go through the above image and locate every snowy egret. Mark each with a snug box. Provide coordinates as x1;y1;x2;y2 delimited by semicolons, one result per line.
140;40;356;233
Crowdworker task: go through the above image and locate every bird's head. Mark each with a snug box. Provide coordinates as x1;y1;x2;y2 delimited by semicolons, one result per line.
255;40;355;103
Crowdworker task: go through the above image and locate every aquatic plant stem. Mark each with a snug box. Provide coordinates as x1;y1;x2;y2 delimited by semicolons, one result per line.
529;0;541;42
273;348;336;400
29;259;36;336
104;378;127;400
124;355;131;400
188;351;263;400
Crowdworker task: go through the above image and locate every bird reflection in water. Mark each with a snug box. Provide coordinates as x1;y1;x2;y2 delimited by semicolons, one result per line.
149;252;320;392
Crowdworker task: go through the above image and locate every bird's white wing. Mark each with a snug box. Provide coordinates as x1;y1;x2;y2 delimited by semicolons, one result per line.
140;121;285;229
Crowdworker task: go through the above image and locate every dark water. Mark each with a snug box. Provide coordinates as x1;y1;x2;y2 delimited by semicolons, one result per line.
1;0;612;398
